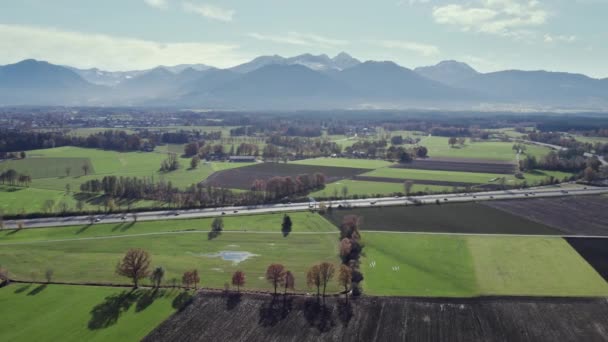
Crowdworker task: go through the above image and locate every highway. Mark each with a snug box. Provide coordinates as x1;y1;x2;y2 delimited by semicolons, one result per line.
3;185;607;229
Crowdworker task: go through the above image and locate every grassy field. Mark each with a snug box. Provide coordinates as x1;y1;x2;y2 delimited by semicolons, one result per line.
0;213;341;291
291;158;393;169
0;146;254;214
310;180;452;198
360;167;572;185
0;284;179;342
413;137;551;161
362;233;608;297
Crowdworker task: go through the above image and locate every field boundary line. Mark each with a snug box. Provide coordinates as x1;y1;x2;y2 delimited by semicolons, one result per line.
0;230;340;246
362;230;608;239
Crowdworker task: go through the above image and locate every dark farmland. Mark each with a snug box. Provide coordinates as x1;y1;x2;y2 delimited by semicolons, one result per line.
144;293;608;342
323;203;561;235
483;196;608;236
201;163;369;190
566;238;608;281
391;158;516;174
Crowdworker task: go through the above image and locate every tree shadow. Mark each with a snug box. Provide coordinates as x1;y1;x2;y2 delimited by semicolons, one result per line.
337;299;353;326
6;229;21;235
258;296;292;327
171;291;193;311
88;290;139;330
281;229;291;237
75;224;93;234
226;292;242;310
207;231;221;240
135;289;163;312
111;222;125;232
27;284;47;296
120;221;136;231
14;284;31;294
303;297;335;333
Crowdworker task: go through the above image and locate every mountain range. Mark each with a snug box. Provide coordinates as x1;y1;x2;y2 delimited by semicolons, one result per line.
1;53;607;110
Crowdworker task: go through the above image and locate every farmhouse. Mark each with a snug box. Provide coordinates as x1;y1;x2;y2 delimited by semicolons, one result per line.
229;156;256;162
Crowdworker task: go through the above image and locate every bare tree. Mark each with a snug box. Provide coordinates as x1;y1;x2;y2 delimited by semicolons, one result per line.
265;264;286;295
182;270;200;290
116;248;151;288
65;166;71;177
0;267;9;286
150;266;165;289
82;163;90;176
448;137;457;148
232;270;246;293
319;262;336;300
403;180;413;196
338;265;352;303
190;155;200;169
306;264;321;297
284;270;295;296
45;269;54;283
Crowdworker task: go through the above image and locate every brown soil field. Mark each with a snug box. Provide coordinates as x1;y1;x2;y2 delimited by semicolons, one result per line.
144;292;608;342
566;238;608;281
201;163;369;190
322;203;560;235
483;196;608;236
391;158;516;174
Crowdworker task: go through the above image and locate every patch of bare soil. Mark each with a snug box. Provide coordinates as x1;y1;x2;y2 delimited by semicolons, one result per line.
144;292;608;342
483;196;608;236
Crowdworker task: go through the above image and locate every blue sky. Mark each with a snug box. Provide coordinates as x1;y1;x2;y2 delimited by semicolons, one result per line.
0;0;606;77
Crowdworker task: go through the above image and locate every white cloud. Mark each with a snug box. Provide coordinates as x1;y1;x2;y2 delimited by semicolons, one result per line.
433;0;548;38
0;24;246;70
247;32;348;47
144;0;168;10
377;40;440;56
182;2;234;22
543;34;577;43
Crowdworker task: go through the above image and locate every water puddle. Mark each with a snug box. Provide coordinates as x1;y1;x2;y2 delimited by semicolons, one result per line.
190;251;259;264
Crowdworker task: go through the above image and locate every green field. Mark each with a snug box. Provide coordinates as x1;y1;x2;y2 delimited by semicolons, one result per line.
0;213;341;291
413;136;551;161
310;180;452;198
361;168;572;185
291;157;394;169
0;284;178;342
0;146;254;214
362;233;608;297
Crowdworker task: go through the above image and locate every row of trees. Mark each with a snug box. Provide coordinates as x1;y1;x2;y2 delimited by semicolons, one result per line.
114;248;352;301
251;174;326;200
0;169;32;187
519;152;601;173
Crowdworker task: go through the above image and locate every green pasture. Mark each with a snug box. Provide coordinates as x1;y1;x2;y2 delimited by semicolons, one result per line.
362;233;608;297
291;157;393;169
0;284;178;342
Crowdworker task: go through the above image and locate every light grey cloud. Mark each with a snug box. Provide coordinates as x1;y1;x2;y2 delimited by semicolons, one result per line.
144;0;168;9
247;32;349;47
182;2;235;22
433;0;548;39
377;40;440;56
0;24;246;70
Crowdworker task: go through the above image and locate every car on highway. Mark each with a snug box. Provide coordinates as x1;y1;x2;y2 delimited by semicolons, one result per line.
94;218;101;222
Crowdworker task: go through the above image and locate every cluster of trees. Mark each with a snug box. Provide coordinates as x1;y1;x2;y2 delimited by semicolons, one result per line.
161;130;222;144
520;151;601;173
0;130;152;153
80;175;180;202
338;215;364;296
251;173;326;200
160;153;180;172
266;136;342;158
0;169;32;187
0;151;26;160
448;137;467;148
390;135;419;145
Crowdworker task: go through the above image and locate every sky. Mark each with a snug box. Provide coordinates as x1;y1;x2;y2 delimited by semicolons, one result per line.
0;0;606;77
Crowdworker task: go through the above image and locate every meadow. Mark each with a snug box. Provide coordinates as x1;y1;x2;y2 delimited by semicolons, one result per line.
310;179;452;198
362;233;608;297
0;284;179;342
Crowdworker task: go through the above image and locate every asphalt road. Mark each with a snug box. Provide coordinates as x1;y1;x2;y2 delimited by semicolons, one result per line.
3;185;607;230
